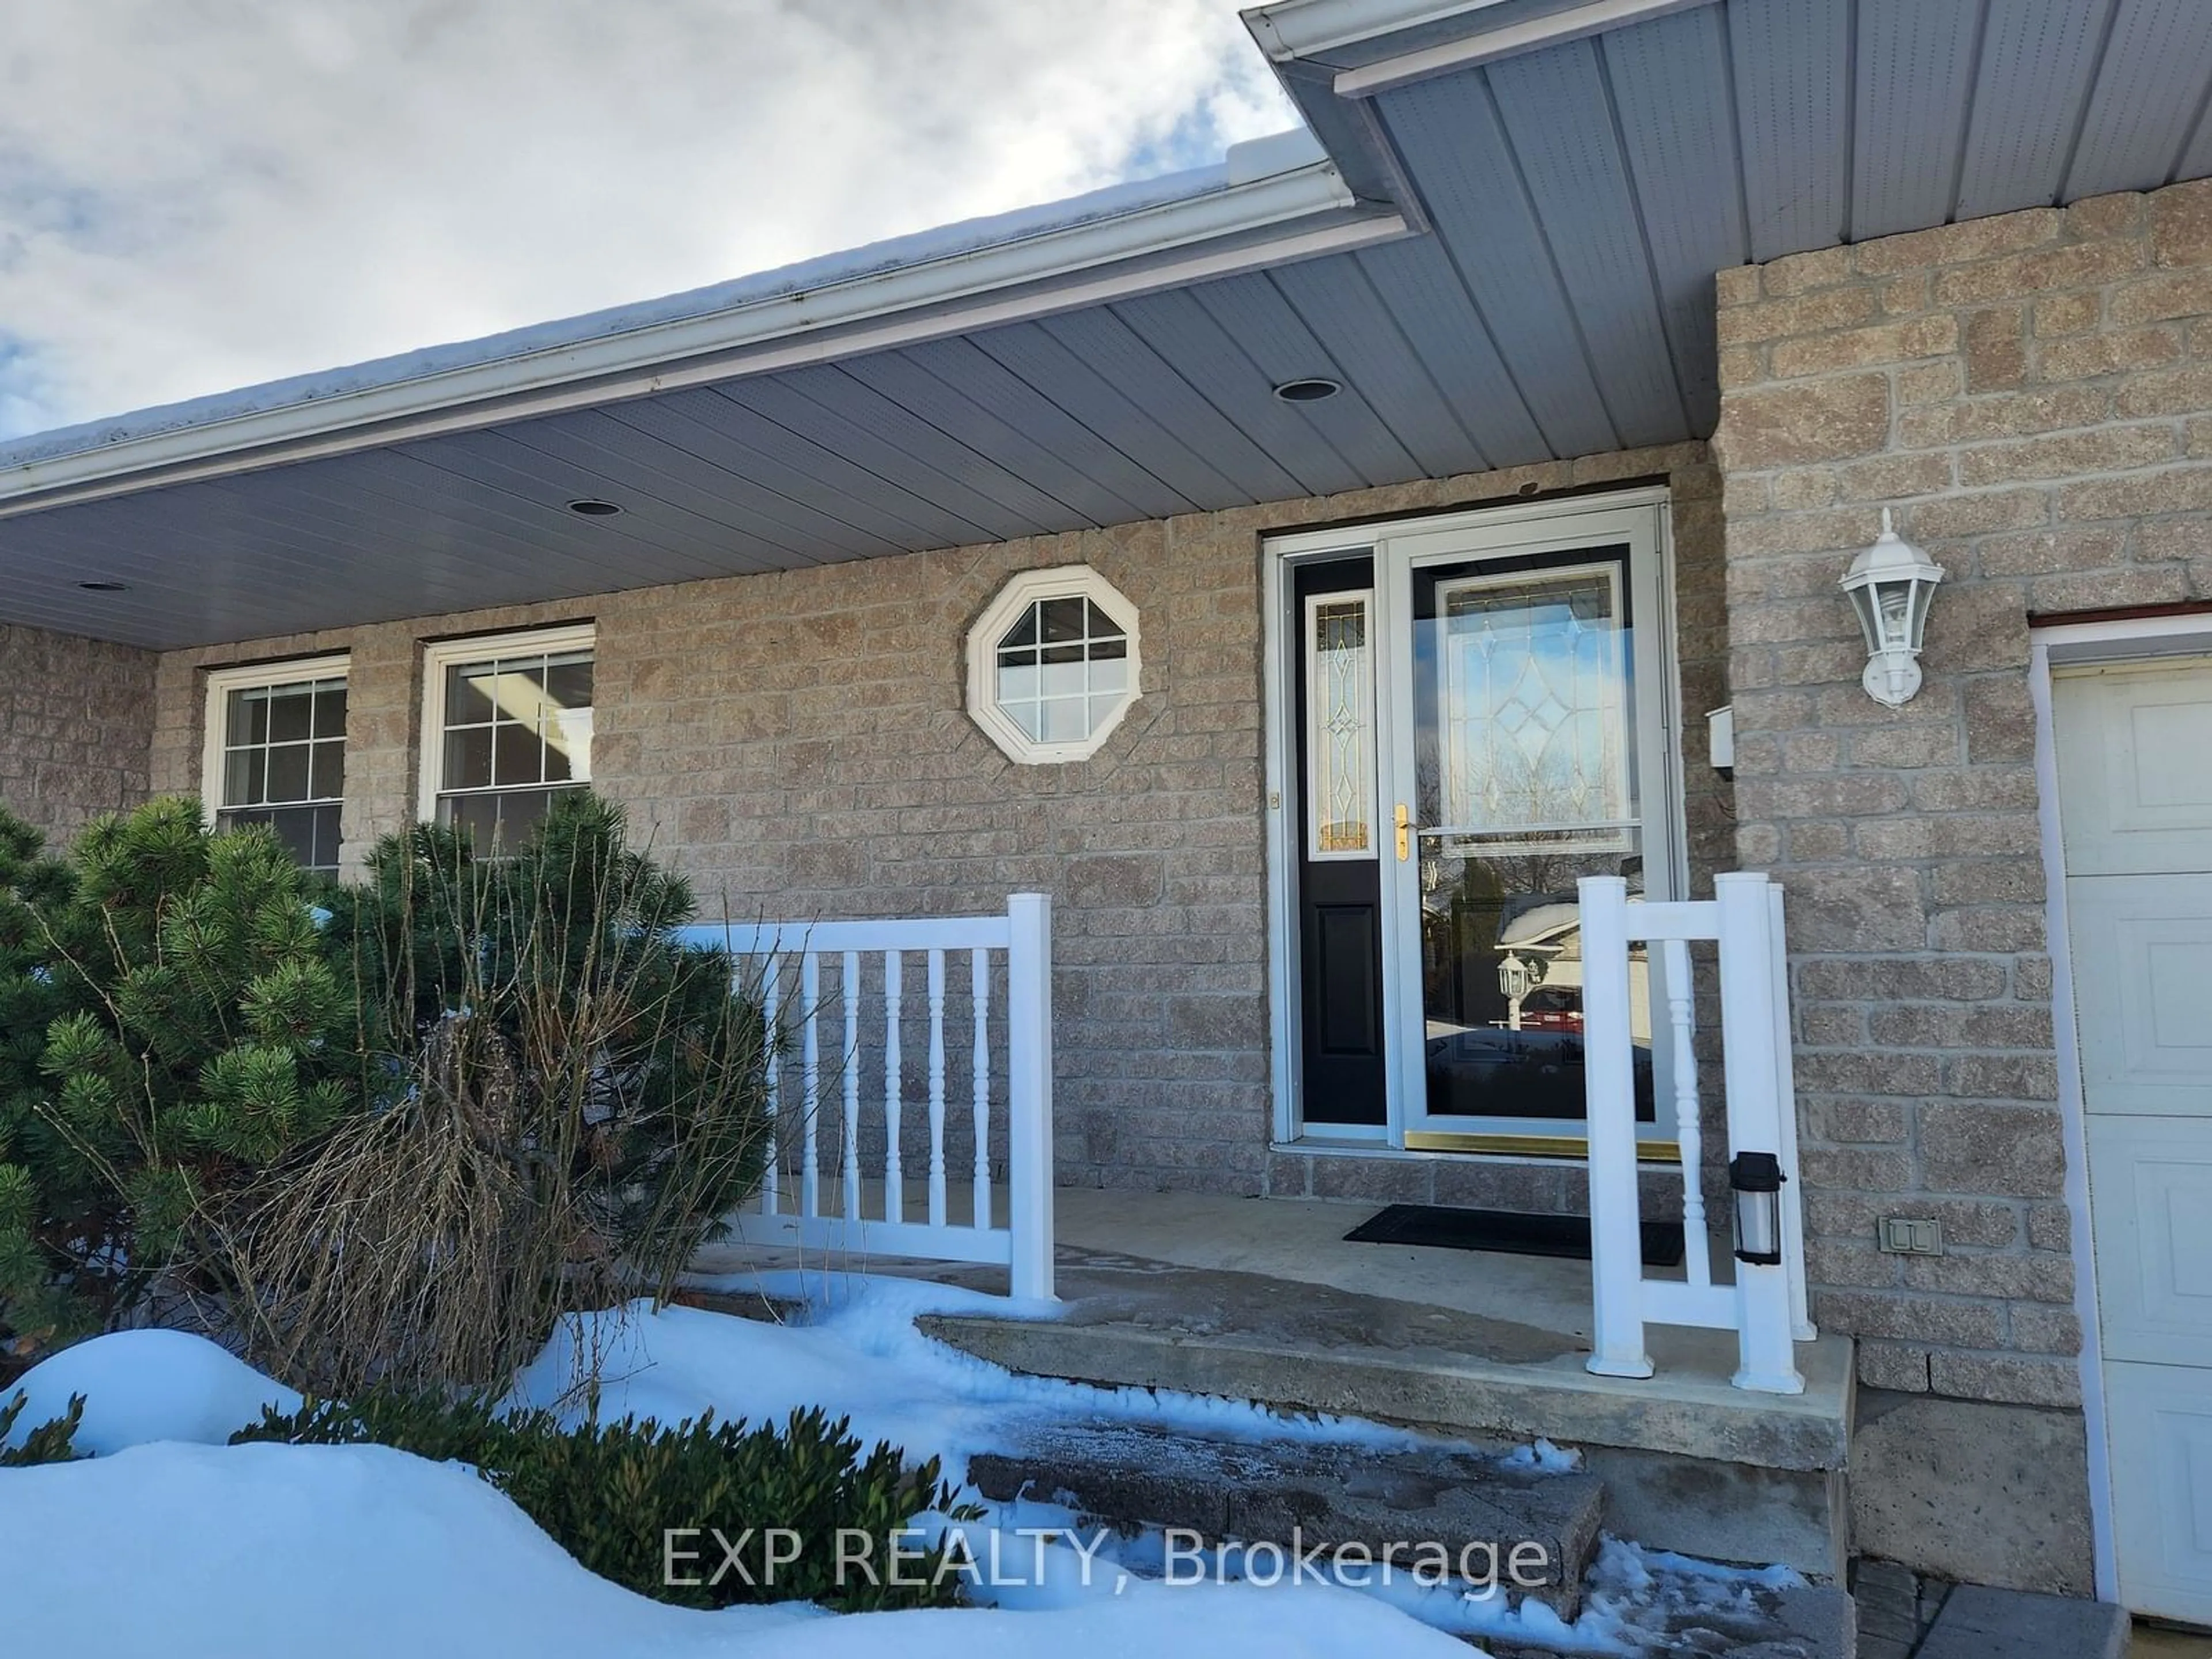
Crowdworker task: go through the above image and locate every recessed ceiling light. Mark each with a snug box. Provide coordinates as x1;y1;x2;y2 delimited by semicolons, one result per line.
78;580;129;592
1272;376;1342;404
566;498;623;517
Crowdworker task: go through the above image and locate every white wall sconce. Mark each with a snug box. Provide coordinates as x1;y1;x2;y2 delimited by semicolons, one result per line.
1842;508;1945;707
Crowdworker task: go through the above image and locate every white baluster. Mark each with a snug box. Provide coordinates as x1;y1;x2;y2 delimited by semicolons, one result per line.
1664;937;1711;1292
842;950;862;1222
800;952;821;1220
971;947;991;1232
1581;875;1654;1380
760;956;781;1217
883;950;904;1226
927;948;948;1229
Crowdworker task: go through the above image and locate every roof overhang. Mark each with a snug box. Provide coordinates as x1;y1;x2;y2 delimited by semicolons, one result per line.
0;132;1407;521
4;0;2209;651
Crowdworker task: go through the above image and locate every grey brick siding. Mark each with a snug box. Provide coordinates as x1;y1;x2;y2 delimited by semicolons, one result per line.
0;621;155;846
1713;179;2212;1407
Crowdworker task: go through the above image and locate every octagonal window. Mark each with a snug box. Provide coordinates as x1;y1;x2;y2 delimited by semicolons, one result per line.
965;567;1141;763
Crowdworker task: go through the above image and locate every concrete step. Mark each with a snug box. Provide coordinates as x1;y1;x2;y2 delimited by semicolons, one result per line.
918;1253;1854;1579
1488;1578;1856;1659
1495;1584;1858;1659
967;1416;1859;1655
966;1416;1605;1617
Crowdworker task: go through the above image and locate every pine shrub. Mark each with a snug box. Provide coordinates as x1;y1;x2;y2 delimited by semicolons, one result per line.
0;798;351;1349
0;1389;86;1467
229;793;771;1394
0;791;771;1399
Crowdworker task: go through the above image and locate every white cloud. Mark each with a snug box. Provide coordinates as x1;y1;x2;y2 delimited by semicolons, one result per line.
0;0;1293;437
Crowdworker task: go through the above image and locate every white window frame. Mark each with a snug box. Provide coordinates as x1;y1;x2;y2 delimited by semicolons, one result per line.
200;653;351;863
416;623;597;824
964;566;1142;764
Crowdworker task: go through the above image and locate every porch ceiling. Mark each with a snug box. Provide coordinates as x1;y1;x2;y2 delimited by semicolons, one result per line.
5;0;2209;650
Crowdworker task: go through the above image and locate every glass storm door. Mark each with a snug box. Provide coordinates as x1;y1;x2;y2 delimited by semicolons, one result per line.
1377;503;1682;1153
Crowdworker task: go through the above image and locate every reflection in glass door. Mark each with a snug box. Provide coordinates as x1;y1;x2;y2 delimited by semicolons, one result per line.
1379;506;1680;1152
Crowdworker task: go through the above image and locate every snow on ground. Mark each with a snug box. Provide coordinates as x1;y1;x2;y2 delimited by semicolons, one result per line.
510;1270;1449;1472
1;1271;1797;1657
0;1438;1473;1659
2;1325;300;1453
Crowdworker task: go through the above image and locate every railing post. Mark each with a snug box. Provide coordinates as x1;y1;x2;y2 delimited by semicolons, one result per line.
1717;873;1805;1395
1005;892;1056;1301
1580;875;1653;1380
1768;881;1816;1342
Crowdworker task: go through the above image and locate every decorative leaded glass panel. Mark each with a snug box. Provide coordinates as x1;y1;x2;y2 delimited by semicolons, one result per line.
1435;566;1630;849
1306;594;1375;858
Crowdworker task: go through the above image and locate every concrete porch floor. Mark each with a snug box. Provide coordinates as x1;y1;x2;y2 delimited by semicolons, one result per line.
704;1182;1748;1340
694;1185;1855;1577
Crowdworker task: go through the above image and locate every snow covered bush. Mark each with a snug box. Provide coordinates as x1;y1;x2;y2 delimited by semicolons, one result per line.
0;797;354;1353
233;1392;968;1612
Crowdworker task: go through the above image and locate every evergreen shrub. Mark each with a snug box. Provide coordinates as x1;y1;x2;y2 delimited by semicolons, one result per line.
233;1391;968;1611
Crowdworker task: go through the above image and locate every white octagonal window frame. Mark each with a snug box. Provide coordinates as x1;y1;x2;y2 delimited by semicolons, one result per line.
965;565;1142;764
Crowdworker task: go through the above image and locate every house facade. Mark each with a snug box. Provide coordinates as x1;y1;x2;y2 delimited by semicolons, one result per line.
3;0;2210;1627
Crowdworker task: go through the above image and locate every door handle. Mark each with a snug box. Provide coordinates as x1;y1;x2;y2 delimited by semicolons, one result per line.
1395;803;1411;862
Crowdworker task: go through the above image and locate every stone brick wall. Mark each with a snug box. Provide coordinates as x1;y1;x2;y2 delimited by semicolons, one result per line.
1713;179;2212;1408
152;443;1725;1195
0;621;155;846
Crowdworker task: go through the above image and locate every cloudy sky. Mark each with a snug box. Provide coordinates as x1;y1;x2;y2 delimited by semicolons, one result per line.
0;1;1292;440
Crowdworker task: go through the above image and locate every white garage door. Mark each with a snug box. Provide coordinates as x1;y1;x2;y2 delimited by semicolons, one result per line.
2054;654;2212;1626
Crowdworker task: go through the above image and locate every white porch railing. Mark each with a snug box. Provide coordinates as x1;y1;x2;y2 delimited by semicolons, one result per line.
675;893;1055;1300
1579;872;1815;1395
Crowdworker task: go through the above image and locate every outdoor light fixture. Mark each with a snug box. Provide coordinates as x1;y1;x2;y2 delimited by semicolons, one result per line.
566;498;623;517
1271;376;1342;403
1729;1151;1786;1267
1840;507;1944;707
1497;952;1532;1001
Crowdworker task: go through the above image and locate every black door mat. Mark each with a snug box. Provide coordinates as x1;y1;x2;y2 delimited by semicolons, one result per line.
1344;1203;1686;1268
